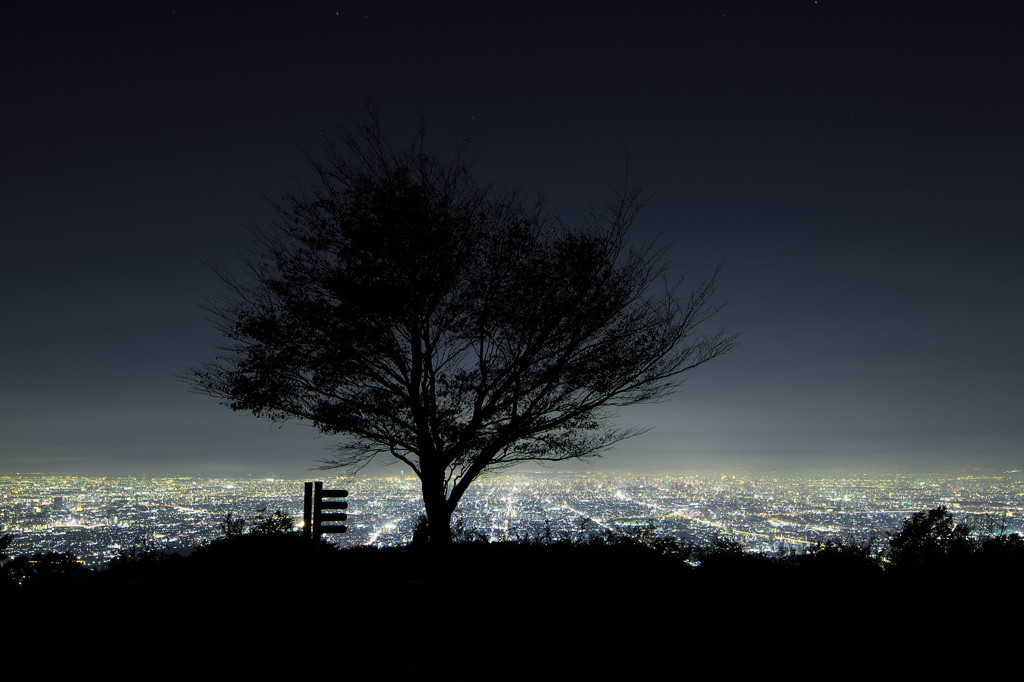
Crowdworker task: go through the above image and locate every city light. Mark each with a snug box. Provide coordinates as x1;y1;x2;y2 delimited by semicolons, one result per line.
3;471;1021;567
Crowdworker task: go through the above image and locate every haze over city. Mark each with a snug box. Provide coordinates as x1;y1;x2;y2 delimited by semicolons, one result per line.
3;2;1020;478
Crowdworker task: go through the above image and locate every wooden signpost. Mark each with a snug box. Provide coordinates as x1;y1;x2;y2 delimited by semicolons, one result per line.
303;481;348;541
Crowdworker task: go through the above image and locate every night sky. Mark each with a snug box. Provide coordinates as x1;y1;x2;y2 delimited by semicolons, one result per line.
3;1;1021;477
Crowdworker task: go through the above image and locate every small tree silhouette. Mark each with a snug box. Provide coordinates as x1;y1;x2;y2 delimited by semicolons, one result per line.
251;508;295;534
887;506;972;569
0;530;11;562
219;512;247;538
1;552;86;587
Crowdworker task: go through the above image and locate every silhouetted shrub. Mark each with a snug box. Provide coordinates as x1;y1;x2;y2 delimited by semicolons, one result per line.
251;507;295;534
788;537;882;580
694;536;781;578
104;539;186;583
188;532;336;587
219;511;247;537
1;551;88;588
887;506;973;570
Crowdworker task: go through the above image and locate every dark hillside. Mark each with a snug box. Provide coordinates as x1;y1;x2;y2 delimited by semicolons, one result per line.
6;527;1019;659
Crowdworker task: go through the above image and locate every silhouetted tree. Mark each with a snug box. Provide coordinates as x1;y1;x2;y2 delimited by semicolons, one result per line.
887;506;973;569
219;512;247;538
791;537;882;579
1;551;86;587
190;115;735;543
251;508;295;534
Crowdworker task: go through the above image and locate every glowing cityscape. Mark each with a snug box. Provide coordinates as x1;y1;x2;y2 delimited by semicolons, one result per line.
4;470;1021;567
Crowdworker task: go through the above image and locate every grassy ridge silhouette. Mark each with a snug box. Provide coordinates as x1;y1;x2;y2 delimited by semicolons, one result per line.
3;507;1020;655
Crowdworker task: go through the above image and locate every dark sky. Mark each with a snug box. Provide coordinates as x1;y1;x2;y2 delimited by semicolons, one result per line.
2;1;1021;476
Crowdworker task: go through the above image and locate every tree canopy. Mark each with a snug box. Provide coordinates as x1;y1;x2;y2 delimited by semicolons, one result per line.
887;505;973;569
191;118;735;543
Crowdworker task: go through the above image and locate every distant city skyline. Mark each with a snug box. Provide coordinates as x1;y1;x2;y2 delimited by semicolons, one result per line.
2;3;1021;477
5;469;1021;566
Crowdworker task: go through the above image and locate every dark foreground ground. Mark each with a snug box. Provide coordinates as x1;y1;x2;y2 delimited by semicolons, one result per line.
4;533;1019;664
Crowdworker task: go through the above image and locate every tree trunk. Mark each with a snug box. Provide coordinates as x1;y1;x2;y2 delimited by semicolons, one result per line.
420;470;455;545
